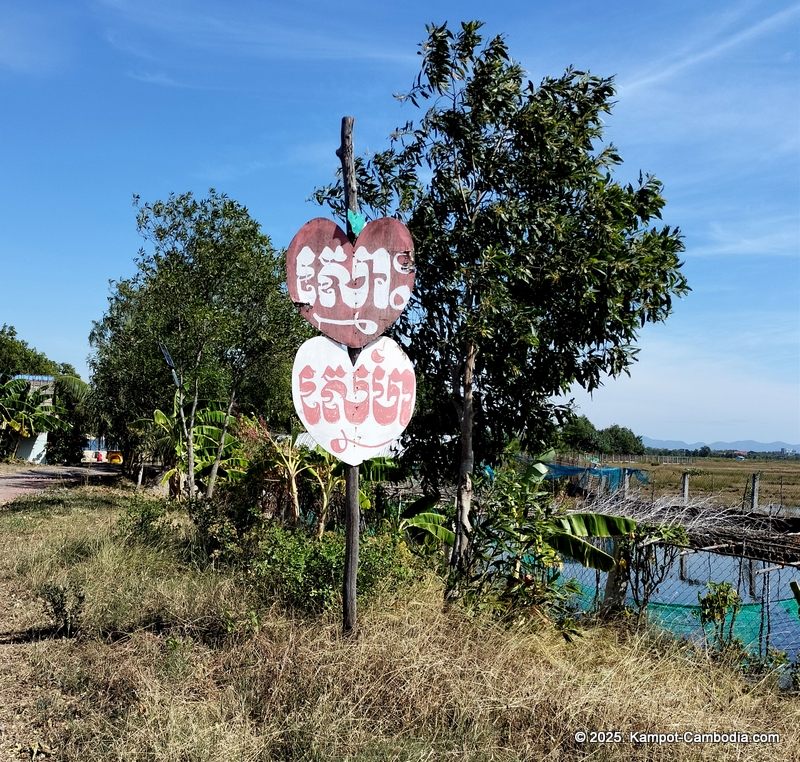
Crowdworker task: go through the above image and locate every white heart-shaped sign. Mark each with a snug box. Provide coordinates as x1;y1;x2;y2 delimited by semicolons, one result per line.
291;335;416;465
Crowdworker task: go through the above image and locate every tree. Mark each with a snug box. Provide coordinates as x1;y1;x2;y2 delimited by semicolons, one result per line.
597;424;645;455
90;190;308;496
45;375;91;464
559;415;601;453
314;21;688;573
0;327;85;462
0;325;77;378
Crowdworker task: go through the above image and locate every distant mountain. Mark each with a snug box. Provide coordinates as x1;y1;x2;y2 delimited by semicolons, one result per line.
642;437;800;453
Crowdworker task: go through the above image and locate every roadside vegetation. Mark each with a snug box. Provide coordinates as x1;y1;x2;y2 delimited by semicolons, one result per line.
0;485;798;761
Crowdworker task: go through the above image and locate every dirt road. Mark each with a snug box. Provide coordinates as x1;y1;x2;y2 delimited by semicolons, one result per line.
0;463;121;506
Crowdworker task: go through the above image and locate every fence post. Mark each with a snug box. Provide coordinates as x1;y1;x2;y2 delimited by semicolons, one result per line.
750;473;759;512
681;472;689;505
622;469;630;497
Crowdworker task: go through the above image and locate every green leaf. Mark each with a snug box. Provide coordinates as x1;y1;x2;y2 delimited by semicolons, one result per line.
551;512;636;537
401;512;455;546
548;531;616;571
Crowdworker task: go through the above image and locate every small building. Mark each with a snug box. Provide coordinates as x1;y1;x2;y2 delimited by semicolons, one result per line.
11;375;54;464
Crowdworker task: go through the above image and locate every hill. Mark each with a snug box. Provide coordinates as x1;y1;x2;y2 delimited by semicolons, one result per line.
642;437;799;453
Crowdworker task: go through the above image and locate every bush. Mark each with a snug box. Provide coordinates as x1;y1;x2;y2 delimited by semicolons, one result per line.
116;497;169;544
248;524;414;614
38;580;85;636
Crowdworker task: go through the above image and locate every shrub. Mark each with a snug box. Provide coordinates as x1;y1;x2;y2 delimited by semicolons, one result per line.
248;524;414;614
116;497;169;544
38;580;85;636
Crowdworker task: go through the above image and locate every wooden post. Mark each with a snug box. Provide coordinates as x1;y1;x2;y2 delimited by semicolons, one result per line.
681;472;689;505
337;116;360;635
748;558;757;600
750;472;759;513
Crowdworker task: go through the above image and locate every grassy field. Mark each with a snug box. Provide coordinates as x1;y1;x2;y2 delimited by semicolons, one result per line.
1;485;800;760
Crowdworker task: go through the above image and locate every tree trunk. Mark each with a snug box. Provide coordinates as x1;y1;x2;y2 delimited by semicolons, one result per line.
185;377;200;498
601;538;628;614
451;342;477;577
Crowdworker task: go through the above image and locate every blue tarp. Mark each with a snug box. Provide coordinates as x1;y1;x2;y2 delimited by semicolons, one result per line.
544;463;649;493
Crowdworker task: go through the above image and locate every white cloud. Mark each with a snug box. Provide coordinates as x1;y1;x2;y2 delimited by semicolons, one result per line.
127;70;189;88
619;3;800;95
568;309;800;443
192;158;269;183
561;333;800;444
686;216;799;258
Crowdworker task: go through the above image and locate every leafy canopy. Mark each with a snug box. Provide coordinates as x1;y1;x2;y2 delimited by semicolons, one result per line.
90;190;309;464
0;325;77;378
314;21;688;488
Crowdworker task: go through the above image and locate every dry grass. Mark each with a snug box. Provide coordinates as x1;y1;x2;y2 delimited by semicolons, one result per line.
597;458;800;509
2;488;800;761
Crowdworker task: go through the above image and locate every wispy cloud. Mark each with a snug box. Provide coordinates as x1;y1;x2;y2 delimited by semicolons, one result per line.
687;218;799;258
193;138;343;183
95;0;415;64
127;70;192;88
619;4;800;94
561;333;800;443
193;159;270;183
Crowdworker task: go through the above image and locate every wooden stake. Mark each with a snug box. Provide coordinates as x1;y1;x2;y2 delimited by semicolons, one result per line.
337;116;360;635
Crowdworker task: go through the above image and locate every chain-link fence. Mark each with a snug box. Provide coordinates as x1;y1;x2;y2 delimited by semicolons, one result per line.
563;542;800;660
545;468;800;661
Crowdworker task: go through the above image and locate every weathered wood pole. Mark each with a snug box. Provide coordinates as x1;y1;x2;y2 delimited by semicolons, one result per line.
336;115;360;635
681;472;689;505
750;472;760;512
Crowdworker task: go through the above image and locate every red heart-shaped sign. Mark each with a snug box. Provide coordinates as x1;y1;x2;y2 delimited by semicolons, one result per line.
286;217;415;347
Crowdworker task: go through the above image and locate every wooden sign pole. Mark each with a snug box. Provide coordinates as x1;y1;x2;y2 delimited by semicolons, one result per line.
336;116;360;635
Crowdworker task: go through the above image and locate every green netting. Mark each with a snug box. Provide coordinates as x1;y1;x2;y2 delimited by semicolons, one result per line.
571;580;800;655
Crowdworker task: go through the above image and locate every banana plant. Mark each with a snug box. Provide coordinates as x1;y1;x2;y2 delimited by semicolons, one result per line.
307;446;344;537
0;377;69;458
265;428;315;527
133;395;247;498
402;460;635;573
401;511;456;546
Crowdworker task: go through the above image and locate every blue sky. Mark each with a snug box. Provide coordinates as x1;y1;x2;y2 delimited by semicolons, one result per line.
0;0;797;445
